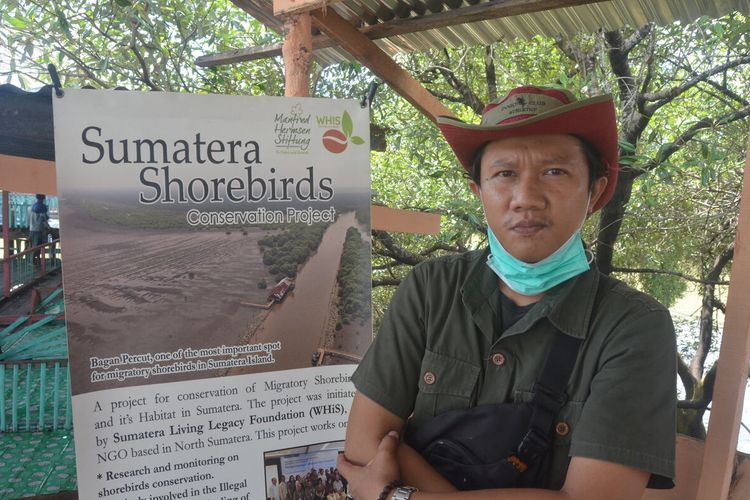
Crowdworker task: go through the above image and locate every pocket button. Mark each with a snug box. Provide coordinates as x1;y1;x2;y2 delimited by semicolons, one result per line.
555;421;570;437
491;353;506;366
423;371;436;385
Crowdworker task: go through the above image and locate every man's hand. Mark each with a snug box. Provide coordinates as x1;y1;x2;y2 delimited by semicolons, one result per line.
338;430;401;498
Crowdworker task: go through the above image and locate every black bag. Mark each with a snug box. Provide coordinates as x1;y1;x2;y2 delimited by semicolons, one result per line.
404;331;582;490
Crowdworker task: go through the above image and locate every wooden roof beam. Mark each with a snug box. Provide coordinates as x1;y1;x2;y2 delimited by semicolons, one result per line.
309;8;454;122
274;0;344;16
197;0;607;67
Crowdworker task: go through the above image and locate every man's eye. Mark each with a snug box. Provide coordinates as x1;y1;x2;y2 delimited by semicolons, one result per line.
495;170;515;177
544;168;565;175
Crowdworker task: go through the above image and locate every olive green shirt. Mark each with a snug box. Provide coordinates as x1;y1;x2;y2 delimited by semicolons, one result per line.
352;249;676;490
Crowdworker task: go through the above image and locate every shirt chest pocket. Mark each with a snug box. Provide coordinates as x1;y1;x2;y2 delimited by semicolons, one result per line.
515;390;584;447
413;349;480;418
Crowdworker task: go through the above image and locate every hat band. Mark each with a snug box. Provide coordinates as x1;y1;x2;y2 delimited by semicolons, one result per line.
482;93;569;127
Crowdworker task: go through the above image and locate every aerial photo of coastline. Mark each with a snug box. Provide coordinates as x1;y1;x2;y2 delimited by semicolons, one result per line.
60;192;371;395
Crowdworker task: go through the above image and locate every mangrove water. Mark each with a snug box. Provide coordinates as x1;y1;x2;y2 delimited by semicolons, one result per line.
251;211;361;371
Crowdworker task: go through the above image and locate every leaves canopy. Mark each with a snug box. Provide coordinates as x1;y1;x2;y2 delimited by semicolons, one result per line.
3;2;750;435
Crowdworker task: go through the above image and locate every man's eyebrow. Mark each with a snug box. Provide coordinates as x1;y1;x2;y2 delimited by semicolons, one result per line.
486;158;516;168
539;153;578;164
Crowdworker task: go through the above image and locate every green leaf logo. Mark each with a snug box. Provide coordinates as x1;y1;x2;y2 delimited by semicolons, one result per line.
321;110;365;153
342;111;353;137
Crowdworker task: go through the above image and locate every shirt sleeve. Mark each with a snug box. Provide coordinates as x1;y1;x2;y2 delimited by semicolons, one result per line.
351;265;428;420
570;304;677;486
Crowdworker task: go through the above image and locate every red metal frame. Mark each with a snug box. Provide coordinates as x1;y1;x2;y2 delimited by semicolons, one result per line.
1;236;61;299
2;191;9;298
0;313;65;326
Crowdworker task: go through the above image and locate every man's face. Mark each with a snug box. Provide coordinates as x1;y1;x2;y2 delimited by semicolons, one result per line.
470;134;607;263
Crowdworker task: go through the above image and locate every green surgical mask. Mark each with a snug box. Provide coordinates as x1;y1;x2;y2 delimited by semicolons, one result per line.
486;227;590;296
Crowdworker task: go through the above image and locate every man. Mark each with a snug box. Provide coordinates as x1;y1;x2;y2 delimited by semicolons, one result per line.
268;477;280;500
279;474;289;500
29;193;49;264
337;86;676;499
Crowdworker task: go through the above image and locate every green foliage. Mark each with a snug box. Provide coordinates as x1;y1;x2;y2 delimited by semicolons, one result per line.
4;2;749;423
336;227;371;325
258;224;329;281
0;0;284;94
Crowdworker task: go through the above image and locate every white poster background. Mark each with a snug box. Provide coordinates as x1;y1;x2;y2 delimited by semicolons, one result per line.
53;90;370;499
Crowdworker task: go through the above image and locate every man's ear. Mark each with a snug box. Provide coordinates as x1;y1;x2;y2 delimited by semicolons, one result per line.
587;176;608;214
469;179;481;200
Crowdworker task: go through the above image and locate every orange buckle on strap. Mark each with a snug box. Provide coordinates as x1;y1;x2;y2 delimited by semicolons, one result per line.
507;455;529;473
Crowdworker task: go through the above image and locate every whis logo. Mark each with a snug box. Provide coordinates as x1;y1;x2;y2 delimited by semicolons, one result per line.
319;111;364;154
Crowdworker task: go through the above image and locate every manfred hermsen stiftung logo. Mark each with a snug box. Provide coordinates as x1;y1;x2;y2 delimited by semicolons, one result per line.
319;111;364;154
274;103;312;154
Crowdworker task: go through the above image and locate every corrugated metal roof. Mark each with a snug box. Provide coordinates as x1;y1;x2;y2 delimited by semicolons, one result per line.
234;0;750;65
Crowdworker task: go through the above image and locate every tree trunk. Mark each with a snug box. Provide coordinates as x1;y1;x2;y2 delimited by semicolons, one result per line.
595;170;634;275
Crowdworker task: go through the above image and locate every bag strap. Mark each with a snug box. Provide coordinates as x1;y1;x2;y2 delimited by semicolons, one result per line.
511;270;611;471
512;331;582;469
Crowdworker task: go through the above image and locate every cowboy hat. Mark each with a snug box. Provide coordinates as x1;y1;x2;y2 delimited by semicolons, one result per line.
437;86;619;211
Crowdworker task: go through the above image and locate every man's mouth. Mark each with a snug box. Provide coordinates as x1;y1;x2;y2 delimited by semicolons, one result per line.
509;220;547;235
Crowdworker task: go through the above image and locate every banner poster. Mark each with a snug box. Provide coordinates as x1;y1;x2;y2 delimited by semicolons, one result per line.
53;89;371;499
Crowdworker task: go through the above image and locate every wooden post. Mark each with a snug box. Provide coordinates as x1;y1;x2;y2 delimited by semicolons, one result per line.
371;206;441;235
282;13;313;97
695;131;750;499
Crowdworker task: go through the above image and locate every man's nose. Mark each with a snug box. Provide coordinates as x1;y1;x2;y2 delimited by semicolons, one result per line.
510;175;546;210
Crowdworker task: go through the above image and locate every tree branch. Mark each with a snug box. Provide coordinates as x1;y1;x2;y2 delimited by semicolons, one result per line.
643;55;750;113
707;242;735;282
678;354;696;400
372;231;427;266
484;45;497;103
703;78;750;107
640;105;750;173
130;23;161;91
553;34;597;89
55;45;108;87
678;362;718;410
428;62;484;115
610;267;729;285
638;27;656;113
553;34;580;63
622;23;653;55
691;243;734;380
372;261;409;271
711;297;726;314
373;278;401;287
427;89;479;107
419;242;464;256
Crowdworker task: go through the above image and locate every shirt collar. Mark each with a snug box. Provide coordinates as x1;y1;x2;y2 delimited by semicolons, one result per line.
462;248;600;341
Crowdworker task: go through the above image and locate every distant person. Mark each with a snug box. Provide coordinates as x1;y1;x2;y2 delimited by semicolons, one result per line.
278;474;288;500
313;478;326;500
292;480;305;500
28;194;49;265
329;470;345;500
287;477;296;498
267;477;280;500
